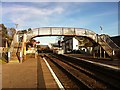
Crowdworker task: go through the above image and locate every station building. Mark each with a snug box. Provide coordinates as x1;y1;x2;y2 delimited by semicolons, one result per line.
62;35;120;58
62;36;94;54
62;37;79;53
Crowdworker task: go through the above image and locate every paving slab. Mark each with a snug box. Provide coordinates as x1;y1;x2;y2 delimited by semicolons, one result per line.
2;57;37;88
2;55;59;89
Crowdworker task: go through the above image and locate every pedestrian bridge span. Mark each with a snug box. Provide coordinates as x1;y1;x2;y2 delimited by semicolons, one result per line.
26;27;97;41
14;27;120;60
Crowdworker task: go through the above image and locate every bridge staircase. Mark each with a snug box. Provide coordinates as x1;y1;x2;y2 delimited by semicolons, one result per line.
98;35;120;60
75;35;120;60
9;45;19;63
8;33;18;63
8;33;24;63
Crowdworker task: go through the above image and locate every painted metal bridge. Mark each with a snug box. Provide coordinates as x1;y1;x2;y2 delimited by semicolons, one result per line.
19;27;119;58
26;27;97;41
9;27;120;63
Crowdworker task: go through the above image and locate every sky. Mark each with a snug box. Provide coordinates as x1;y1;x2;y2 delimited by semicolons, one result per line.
1;1;119;44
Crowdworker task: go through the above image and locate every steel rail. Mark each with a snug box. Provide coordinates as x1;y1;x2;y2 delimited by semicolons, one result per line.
43;54;111;90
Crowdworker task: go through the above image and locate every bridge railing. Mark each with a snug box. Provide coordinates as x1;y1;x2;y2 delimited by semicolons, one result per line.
18;27;120;59
16;37;22;63
16;34;25;63
8;32;17;52
29;27;96;39
100;35;120;50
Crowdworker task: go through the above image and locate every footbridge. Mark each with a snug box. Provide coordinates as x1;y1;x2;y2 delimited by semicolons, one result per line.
26;27;97;40
8;27;120;63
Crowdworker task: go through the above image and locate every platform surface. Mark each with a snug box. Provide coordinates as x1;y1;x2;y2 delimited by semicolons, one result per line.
2;55;58;89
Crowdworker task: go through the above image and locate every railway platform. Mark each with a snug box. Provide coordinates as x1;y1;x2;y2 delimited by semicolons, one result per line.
65;54;120;69
2;53;120;89
2;54;59;89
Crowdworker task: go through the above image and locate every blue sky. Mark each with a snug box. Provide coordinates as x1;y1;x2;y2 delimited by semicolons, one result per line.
1;2;119;44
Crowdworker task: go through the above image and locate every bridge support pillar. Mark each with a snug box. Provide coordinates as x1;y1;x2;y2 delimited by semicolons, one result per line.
93;47;95;58
104;51;106;58
100;46;102;58
23;43;26;60
7;52;10;63
23;34;26;60
16;34;18;43
35;52;38;58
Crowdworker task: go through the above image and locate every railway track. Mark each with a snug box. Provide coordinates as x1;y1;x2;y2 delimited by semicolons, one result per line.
42;54;120;90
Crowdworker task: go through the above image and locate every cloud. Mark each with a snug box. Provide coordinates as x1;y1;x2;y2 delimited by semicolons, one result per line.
2;3;64;28
2;2;118;36
3;3;64;15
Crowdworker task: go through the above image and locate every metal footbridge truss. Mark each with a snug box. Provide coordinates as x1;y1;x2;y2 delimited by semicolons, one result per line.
27;27;96;40
17;27;120;60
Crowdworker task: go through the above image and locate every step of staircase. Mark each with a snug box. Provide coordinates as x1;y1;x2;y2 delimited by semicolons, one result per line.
9;50;19;63
9;60;19;63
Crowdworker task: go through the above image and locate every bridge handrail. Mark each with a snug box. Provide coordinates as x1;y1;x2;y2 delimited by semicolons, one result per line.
8;32;16;52
16;35;25;62
98;35;116;55
84;34;114;54
100;35;120;50
98;35;112;48
28;27;96;38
